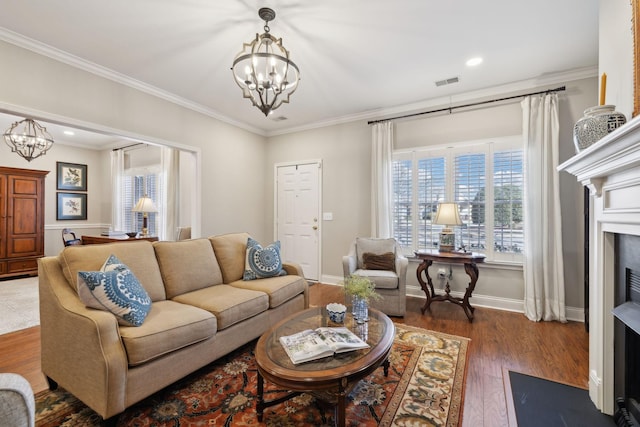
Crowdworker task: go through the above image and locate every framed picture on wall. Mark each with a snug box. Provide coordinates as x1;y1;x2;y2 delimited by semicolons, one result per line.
57;192;87;220
56;162;87;191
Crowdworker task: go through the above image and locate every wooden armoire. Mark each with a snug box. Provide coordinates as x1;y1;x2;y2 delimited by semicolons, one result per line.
0;166;48;279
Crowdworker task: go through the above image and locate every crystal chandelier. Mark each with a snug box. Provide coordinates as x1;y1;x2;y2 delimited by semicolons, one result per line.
232;7;300;116
3;118;55;162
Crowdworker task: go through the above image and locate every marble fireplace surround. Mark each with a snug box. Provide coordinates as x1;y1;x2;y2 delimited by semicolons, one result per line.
559;114;640;415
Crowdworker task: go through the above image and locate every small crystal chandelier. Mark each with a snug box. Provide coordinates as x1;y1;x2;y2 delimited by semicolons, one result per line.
232;7;300;116
3;118;55;162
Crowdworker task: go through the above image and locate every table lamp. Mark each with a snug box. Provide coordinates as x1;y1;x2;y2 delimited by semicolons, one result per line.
433;202;462;252
132;195;157;237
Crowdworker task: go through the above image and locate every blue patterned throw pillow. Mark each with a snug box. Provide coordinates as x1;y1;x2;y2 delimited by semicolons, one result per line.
243;237;287;280
78;255;151;327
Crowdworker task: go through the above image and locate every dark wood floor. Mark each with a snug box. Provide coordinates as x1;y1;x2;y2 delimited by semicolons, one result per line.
0;283;588;427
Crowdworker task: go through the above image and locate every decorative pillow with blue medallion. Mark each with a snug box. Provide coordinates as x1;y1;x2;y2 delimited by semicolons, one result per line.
77;255;152;326
243;237;287;280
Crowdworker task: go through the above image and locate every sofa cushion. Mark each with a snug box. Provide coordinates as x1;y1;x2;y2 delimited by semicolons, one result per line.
77;255;151;327
352;269;399;290
172;284;268;330
153;239;223;299
355;238;396;269
119;300;217;366
362;252;396;272
243;237;286;280
230;274;307;309
59;241;166;301
209;232;250;283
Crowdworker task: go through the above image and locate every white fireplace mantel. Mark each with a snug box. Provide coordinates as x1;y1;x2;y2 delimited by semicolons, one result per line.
559;113;640;415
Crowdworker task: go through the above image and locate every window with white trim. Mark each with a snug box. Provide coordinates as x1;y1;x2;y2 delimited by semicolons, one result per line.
121;168;162;236
392;136;523;262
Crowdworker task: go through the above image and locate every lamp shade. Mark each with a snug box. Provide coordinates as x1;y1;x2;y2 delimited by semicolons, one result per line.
433;203;462;226
132;196;157;213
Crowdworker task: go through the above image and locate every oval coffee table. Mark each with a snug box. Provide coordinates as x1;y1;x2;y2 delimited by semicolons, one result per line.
255;306;395;427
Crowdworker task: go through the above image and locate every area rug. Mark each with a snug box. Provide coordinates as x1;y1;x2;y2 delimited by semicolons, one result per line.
506;370;615;427
35;324;469;426
0;276;39;335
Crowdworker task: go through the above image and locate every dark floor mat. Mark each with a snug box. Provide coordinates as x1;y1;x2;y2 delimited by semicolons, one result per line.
509;371;616;427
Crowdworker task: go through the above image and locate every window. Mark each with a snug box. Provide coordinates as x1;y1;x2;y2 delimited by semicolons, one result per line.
121;169;161;236
392;136;523;262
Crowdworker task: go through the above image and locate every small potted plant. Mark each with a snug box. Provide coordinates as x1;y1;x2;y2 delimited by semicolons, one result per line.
342;274;381;323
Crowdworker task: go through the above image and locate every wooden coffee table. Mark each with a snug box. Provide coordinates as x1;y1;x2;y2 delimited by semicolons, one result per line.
255;306;395;427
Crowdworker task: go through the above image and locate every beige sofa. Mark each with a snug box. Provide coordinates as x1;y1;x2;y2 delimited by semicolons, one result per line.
38;232;308;422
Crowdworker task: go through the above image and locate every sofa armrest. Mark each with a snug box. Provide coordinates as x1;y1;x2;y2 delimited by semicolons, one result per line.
38;257;129;419
282;262;310;308
282;262;304;277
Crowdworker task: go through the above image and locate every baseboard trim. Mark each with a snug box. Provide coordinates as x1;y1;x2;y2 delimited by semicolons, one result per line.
321;274;584;322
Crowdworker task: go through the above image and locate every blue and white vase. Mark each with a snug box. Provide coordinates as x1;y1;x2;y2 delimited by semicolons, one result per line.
352;296;369;324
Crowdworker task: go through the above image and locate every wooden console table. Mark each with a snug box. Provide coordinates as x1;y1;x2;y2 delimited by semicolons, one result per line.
81;235;158;245
414;249;485;322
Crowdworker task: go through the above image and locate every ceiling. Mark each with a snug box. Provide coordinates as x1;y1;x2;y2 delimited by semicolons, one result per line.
0;0;599;147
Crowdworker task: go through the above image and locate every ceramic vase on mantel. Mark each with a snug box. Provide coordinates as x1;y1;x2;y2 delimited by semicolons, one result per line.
573;105;627;153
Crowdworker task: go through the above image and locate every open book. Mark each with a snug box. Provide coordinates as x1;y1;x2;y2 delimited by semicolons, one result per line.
279;327;369;364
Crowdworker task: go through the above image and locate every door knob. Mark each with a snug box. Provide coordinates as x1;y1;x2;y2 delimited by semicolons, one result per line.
312;226;318;230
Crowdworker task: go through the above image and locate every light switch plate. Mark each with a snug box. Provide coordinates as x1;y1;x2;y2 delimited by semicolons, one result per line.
322;212;333;221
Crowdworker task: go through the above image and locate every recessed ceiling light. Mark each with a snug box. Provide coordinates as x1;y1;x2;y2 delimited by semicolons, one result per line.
466;57;483;67
63;130;75;136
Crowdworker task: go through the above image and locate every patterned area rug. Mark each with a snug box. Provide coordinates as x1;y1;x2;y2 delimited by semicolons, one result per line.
35;324;469;426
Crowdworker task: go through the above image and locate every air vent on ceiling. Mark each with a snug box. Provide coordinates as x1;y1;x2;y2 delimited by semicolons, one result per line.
435;76;460;87
270;116;288;121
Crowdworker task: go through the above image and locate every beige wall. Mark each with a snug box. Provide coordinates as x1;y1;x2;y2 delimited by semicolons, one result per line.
0;40;270;257
0;25;612;314
266;77;598;313
0;139;105;256
599;0;633;119
265;121;372;274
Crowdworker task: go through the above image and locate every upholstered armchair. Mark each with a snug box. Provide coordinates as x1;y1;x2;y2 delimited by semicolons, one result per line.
0;373;35;427
342;237;408;317
176;226;192;240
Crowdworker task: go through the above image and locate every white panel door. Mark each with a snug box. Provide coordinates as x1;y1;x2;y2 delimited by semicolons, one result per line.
276;162;321;281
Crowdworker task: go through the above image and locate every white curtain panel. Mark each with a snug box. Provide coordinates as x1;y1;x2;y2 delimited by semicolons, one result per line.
521;94;566;322
371;121;394;238
160;147;179;241
110;149;125;232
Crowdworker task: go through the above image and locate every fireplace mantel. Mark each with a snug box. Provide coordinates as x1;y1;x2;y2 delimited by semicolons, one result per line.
559;113;640;415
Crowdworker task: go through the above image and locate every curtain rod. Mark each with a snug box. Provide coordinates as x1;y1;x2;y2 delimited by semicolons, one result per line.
112;142;145;151
367;85;566;125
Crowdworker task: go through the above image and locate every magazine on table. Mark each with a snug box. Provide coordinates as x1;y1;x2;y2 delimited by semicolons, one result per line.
279;327;369;364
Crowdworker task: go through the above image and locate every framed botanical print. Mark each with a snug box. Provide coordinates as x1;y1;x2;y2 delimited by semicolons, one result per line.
56;162;87;191
57;192;87;220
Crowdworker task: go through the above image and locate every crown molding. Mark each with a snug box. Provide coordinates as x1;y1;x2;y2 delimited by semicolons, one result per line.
0;27;597;139
0;28;267;137
267;65;598;137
